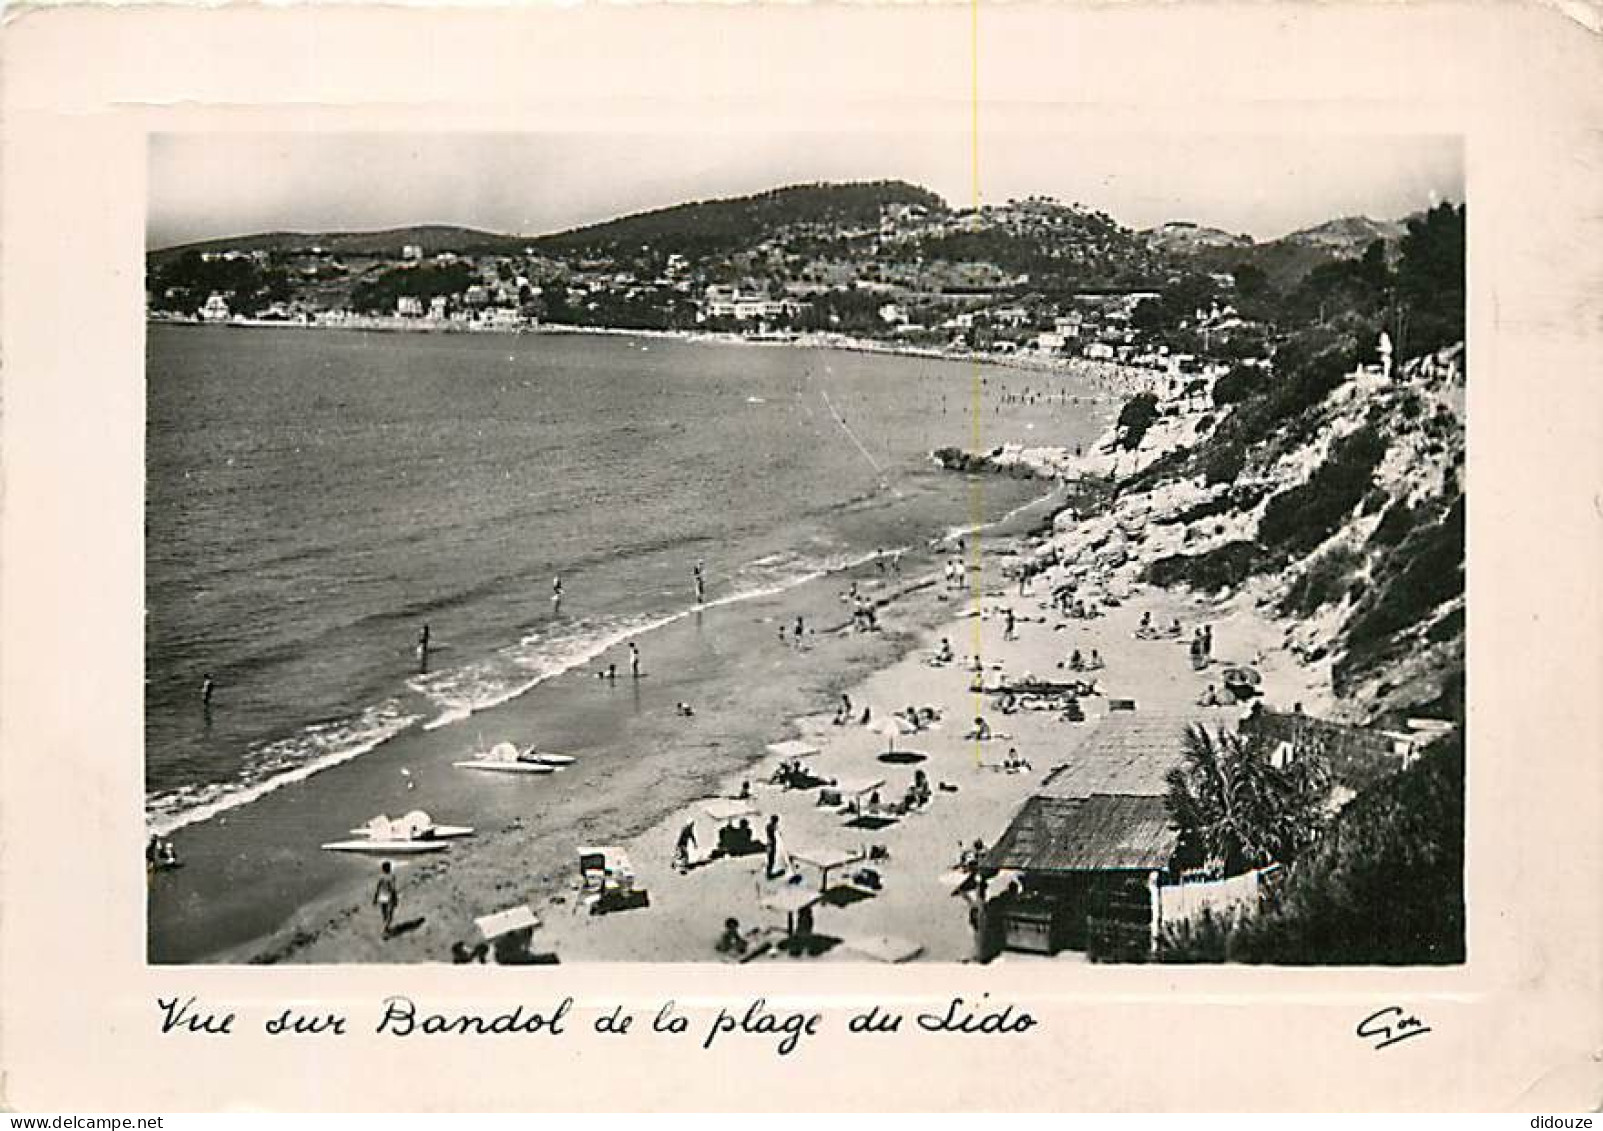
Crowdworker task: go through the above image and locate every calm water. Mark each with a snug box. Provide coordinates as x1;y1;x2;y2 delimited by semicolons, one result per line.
146;325;1100;835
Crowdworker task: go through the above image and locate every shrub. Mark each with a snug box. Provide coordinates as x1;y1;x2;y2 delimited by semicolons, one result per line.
1262;339;1361;425
1372;500;1414;547
1280;546;1362;617
1345;496;1465;658
1157;908;1238;964
1426;606;1464;644
1155;492;1235;527
1202;441;1247;486
1258;426;1389;561
1143;540;1258;592
1224;733;1465;965
1211;363;1261;406
1117;392;1161;451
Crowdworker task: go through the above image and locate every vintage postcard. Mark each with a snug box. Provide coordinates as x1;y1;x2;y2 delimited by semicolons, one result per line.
2;0;1600;1113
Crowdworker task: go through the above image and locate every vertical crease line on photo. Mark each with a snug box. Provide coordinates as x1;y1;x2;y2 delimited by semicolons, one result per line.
968;0;984;767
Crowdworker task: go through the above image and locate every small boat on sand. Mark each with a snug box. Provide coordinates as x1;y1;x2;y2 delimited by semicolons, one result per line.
346;810;475;841
519;746;576;767
323;809;475;854
321;838;451;855
454;740;556;775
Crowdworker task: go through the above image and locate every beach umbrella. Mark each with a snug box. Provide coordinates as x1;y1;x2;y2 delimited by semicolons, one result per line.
873;719;903;753
475;904;539;942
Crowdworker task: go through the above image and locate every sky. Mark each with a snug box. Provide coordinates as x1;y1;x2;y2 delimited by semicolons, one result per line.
149;132;1463;250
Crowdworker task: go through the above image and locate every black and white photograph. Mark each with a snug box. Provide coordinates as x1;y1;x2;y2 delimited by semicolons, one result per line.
7;0;1602;1114
144;131;1467;967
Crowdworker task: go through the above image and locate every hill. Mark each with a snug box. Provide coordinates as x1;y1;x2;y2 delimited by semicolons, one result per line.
149;224;527;265
1143;221;1253;255
527;180;947;259
1278;215;1407;256
1160;214;1416;294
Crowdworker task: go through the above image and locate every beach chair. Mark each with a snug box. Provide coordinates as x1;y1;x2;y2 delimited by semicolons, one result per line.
577;846;648;915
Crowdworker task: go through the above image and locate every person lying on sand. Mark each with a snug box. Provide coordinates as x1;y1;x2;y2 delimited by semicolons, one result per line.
1001;747;1033;773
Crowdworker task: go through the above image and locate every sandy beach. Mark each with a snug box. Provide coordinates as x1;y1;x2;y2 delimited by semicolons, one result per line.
239;489;1325;965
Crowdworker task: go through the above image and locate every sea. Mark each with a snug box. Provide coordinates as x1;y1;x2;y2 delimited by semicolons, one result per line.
146;324;1109;851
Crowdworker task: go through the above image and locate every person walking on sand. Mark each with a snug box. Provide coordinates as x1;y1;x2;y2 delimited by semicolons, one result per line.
1004;608;1017;641
374;861;398;938
793;615;804;641
628;643;641;679
675;820;698;872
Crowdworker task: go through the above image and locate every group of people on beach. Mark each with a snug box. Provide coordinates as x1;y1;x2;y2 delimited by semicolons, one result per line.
145;835;179;872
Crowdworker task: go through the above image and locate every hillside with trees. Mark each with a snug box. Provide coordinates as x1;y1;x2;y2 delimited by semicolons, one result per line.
529;180;947;261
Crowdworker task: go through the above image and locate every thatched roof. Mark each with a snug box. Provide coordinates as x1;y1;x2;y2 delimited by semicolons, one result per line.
985;793;1179;874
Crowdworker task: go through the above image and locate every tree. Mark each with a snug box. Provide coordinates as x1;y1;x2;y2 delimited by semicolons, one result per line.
1164;724;1330;877
1115;392;1160;450
1394;202;1465;359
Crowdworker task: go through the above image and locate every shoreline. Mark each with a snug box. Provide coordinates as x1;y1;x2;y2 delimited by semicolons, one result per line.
241;498;1326;966
144;326;1141;964
149;473;1074;964
147;315;1166;397
206;502;1057;964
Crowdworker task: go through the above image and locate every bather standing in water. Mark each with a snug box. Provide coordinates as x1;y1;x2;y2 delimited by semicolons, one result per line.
693;560;705;605
551;575;563;616
628;643;641;679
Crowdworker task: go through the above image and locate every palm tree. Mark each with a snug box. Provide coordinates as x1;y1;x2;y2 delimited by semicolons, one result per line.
1165;724;1329;877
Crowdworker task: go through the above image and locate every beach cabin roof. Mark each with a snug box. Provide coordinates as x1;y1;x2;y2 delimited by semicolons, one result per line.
984;793;1179;875
1038;712;1201;799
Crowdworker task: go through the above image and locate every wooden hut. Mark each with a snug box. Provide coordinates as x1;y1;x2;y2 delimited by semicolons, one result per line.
979;792;1179;961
